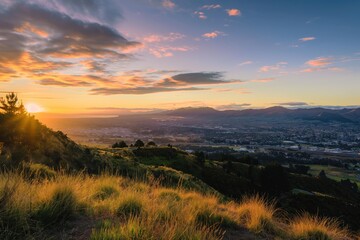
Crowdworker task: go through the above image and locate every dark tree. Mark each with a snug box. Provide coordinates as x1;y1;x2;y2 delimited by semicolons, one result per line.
0;92;26;115
260;163;290;196
134;139;145;148
146;141;157;147
318;170;327;179
112;140;128;148
194;151;205;167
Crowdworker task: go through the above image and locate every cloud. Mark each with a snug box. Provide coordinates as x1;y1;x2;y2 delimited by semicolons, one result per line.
301;57;344;73
216;103;251;110
156;72;240;87
259;62;287;72
90;86;203;95
250;78;275;83
239;61;253;66
202;31;224;39
194;11;207;20
201;4;221;10
299;37;316;42
226;9;241;16
148;46;191;58
162;0;175;9
143;33;185;43
306;57;332;67
276;102;309;106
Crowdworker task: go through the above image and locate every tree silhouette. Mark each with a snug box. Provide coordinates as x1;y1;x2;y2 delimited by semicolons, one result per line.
134;139;144;148
0;92;26;115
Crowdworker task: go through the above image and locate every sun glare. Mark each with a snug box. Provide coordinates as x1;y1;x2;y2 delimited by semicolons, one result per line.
25;103;44;113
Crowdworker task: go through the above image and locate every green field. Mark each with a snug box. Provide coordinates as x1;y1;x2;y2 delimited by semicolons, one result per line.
306;164;360;187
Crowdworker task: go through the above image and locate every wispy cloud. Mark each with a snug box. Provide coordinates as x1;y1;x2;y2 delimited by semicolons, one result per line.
250;78;275;83
276;102;309;106
226;9;241;16
299;37;316;42
239;61;253;66
143;33;185;43
306;57;332;67
149;46;191;58
259;62;287;72
162;0;175;9
194;11;207;20
201;4;221;10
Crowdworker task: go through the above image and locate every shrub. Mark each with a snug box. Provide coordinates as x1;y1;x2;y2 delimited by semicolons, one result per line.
22;163;56;181
116;198;143;218
238;195;277;233
196;209;237;229
93;186;119;200
290;214;351;240
32;187;78;225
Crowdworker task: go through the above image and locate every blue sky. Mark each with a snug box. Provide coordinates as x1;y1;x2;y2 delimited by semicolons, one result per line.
0;0;359;113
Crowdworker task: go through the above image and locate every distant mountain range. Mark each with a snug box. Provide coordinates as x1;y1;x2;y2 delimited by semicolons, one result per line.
163;106;360;123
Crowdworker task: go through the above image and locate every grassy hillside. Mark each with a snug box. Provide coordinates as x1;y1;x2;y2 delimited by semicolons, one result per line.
0;171;355;240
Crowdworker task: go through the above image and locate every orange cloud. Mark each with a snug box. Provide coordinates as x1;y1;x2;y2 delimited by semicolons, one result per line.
226;9;241;16
306;57;332;67
194;11;207;19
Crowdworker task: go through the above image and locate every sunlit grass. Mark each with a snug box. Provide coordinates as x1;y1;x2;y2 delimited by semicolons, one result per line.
289;214;352;240
0;171;354;239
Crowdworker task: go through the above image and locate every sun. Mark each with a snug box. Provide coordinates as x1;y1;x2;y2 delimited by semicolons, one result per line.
25;103;45;113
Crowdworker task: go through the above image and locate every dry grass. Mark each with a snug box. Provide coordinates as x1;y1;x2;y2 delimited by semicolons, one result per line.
237;195;279;234
0;172;355;239
289;214;352;240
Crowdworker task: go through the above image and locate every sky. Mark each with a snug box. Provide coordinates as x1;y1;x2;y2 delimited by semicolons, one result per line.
0;0;359;115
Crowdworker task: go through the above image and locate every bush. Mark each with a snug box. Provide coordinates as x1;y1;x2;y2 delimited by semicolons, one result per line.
93;186;119;200
116;198;143;218
196;209;237;229
32;187;78;225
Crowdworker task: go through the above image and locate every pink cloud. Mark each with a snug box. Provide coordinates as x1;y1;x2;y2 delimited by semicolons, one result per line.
299;37;316;42
259;62;287;72
162;0;175;9
306;57;332;67
226;9;241;16
202;31;224;39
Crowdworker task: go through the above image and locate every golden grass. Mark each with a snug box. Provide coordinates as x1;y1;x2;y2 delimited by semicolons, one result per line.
237;194;279;233
0;172;355;239
290;214;352;240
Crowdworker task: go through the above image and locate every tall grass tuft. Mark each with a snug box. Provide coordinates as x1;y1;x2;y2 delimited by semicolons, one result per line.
290;214;352;240
116;197;143;219
32;186;78;226
195;209;238;229
0;180;30;240
237;195;278;233
93;185;119;201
